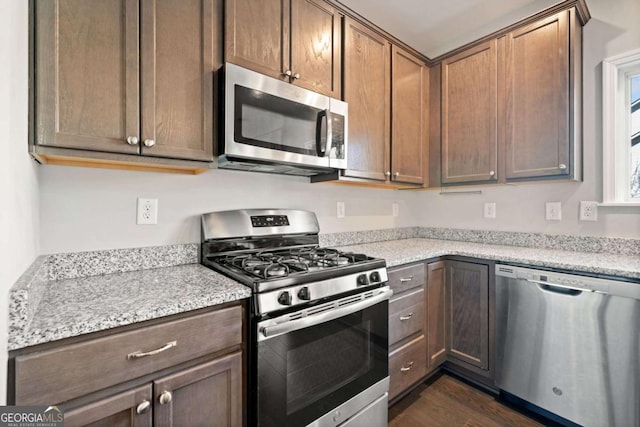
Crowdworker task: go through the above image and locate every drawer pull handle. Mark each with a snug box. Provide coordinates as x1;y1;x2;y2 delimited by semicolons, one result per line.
136;400;151;414
400;276;414;283
127;341;177;360
400;361;415;372
399;313;413;321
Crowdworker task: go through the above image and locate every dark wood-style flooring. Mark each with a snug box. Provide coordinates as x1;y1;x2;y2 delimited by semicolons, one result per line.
389;374;543;427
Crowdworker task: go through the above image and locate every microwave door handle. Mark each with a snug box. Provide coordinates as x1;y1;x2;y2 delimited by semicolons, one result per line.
325;109;333;157
316;109;327;156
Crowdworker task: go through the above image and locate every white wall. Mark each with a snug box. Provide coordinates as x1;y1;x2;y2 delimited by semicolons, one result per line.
39;166;420;253
415;0;640;239
0;0;39;404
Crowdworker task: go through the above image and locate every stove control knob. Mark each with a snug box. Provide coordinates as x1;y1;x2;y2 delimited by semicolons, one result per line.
277;291;292;306
357;274;369;287
369;271;381;283
298;287;311;301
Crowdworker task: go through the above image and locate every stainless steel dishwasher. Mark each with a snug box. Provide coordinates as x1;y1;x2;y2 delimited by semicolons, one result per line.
495;264;640;427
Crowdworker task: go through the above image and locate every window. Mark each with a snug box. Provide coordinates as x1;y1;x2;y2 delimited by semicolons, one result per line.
602;49;640;205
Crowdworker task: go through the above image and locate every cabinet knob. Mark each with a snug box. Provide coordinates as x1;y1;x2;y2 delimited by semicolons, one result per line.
136;400;151;415
292;72;300;80
385;171;391;177
394;172;400;177
159;391;172;405
489;170;495;177
283;70;292;77
126;136;139;146
143;139;156;147
559;164;567;170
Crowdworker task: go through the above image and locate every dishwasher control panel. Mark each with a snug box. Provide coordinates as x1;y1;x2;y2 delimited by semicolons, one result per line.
496;264;640;300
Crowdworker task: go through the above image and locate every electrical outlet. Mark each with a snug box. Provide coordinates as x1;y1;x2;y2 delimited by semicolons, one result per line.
137;198;158;225
392;203;399;217
545;202;562;221
579;201;599;221
337;201;345;218
483;202;496;219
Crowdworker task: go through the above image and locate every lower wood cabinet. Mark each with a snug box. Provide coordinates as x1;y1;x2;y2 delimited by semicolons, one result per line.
387;262;427;401
387;258;494;401
445;260;493;380
10;303;245;426
426;261;447;369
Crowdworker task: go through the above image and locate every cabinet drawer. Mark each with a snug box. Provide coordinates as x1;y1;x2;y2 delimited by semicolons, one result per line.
15;305;243;405
389;289;425;346
388;263;425;294
389;335;427;400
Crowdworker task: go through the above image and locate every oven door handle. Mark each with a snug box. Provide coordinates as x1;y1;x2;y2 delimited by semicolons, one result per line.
259;287;393;340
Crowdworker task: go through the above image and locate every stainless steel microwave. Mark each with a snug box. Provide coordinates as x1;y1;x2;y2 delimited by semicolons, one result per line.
218;63;348;176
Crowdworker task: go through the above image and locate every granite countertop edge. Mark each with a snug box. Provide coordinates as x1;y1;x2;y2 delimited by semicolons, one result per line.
8;264;252;351
335;238;640;280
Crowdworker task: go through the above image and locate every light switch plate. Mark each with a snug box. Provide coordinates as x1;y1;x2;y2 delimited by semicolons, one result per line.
337;201;345;218
545;202;562;221
392;203;399;217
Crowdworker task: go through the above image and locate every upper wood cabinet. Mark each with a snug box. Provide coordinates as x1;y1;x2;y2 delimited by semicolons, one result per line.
441;41;498;184
503;10;574;180
341;24;428;187
225;0;342;98
342;18;391;181
34;0;217;170
436;8;583;186
391;46;429;185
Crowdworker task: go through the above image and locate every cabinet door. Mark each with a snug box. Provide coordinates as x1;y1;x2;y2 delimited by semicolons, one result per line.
290;0;342;98
63;385;152;427
504;11;570;179
446;261;489;370
154;352;242;427
343;18;390;181
225;0;289;81
391;46;428;185
441;41;498;184
140;0;216;161
36;0;139;154
427;261;447;370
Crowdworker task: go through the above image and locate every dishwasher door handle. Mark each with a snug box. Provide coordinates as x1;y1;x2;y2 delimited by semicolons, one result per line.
526;278;589;295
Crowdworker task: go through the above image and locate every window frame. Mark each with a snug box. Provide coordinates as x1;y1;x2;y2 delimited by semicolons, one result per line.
602;48;640;206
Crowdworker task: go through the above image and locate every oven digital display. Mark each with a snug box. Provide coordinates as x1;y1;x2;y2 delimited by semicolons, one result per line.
250;215;290;227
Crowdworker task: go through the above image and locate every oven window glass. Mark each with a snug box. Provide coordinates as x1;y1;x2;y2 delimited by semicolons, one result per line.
256;299;388;426
234;85;325;156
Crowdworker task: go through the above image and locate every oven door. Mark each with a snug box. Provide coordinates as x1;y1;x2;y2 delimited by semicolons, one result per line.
255;287;391;426
224;63;347;170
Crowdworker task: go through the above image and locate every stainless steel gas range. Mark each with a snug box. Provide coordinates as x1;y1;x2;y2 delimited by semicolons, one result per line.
201;209;391;427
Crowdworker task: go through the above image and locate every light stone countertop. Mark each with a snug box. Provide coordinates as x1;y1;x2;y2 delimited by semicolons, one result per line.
9;264;251;350
336;238;640;280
